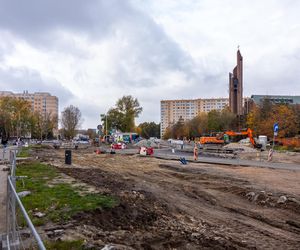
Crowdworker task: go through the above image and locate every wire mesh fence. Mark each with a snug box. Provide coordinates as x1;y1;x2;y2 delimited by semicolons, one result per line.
3;149;46;250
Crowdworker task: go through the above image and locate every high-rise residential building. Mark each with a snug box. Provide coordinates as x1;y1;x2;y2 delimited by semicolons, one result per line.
160;98;229;137
0;91;59;127
229;49;243;115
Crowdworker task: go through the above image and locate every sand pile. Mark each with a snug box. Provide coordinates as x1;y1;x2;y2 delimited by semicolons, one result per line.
134;140;158;148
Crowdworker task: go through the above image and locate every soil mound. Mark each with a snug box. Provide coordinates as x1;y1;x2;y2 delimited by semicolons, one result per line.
134;140;157;148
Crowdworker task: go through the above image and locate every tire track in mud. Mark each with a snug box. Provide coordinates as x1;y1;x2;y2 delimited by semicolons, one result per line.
58;164;300;249
34;149;300;249
58;167;240;249
156;164;300;248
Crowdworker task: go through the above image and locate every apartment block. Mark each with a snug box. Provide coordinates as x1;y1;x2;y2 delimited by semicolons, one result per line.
160;98;229;137
0;91;59;127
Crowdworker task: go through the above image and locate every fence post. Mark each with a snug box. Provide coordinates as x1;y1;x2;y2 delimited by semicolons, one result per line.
7;150;17;244
5;148;46;250
6;174;10;243
7;177;46;250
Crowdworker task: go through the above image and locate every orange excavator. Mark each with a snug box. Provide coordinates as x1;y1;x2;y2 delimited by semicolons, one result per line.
200;128;262;149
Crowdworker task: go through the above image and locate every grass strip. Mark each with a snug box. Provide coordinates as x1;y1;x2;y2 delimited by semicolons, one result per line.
16;146;31;157
16;162;116;226
45;240;85;250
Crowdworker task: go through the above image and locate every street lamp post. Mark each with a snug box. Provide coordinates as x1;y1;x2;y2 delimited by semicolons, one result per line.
106;115;108;137
100;113;108;142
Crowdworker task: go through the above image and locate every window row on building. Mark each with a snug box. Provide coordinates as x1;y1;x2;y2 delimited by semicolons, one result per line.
160;98;229;137
0;91;59;128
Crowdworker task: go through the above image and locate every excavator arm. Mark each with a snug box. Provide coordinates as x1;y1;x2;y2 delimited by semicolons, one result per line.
224;128;262;149
199;128;262;149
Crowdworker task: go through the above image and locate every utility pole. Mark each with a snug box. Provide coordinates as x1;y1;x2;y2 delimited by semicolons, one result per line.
105;115;108;137
100;113;108;142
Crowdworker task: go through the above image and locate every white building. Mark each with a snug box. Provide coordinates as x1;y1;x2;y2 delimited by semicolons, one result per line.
160;98;229;137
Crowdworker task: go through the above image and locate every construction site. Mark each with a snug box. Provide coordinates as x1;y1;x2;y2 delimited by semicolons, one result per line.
1;141;299;250
1;1;300;249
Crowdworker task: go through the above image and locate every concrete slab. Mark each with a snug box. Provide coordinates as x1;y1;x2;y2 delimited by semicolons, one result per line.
0;165;8;234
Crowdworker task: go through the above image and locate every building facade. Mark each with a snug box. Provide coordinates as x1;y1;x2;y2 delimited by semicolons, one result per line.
160;98;229;137
250;95;300;105
0;91;59;127
229;49;243;115
242;95;300;115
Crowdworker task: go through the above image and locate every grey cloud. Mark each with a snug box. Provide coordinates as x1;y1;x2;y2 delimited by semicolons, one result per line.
0;0;244;128
0;66;74;107
0;0;201;86
0;32;15;61
0;0;97;35
245;49;300;96
0;0;140;46
102;13;200;88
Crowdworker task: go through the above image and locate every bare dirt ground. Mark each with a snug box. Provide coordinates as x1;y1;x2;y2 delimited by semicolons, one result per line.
33;147;300;249
238;150;300;164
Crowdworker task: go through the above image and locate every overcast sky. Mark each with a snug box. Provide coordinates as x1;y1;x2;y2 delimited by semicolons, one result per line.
0;0;299;128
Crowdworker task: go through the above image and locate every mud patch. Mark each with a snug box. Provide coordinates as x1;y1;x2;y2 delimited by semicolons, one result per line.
47;172;100;195
73;202;158;231
59;167;134;195
29;148;300;249
58;167;243;249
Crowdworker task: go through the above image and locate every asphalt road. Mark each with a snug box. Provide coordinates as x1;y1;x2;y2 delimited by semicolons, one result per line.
87;145;300;172
153;148;300;171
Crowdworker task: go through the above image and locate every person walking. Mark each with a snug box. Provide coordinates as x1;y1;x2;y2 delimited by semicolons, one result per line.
193;143;198;161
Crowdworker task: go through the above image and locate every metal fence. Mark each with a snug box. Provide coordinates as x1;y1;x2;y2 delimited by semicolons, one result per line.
3;149;46;250
0;146;10;164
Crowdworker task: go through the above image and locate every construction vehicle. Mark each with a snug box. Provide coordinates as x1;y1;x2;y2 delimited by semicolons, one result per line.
199;136;224;145
200;128;262;149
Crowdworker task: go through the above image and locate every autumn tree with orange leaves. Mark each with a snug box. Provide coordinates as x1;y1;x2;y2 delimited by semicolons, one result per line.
247;99;298;138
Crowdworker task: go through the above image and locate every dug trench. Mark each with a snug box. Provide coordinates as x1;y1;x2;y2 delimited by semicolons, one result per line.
56;160;300;249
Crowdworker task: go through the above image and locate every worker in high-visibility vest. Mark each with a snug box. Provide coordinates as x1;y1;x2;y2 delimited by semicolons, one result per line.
193;143;198;161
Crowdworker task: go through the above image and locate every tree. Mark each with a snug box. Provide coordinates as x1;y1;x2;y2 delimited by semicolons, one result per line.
207;109;236;133
169;120;186;139
104;108;125;132
247;101;298;138
104;95;143;132
220;108;236;131
207;110;222;132
0;97;33;141
271;105;298;137
163;109;237;140
31;112;57;140
163;127;172;139
61;105;82;139
138;122;160;139
188;113;208;138
292;104;300;135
